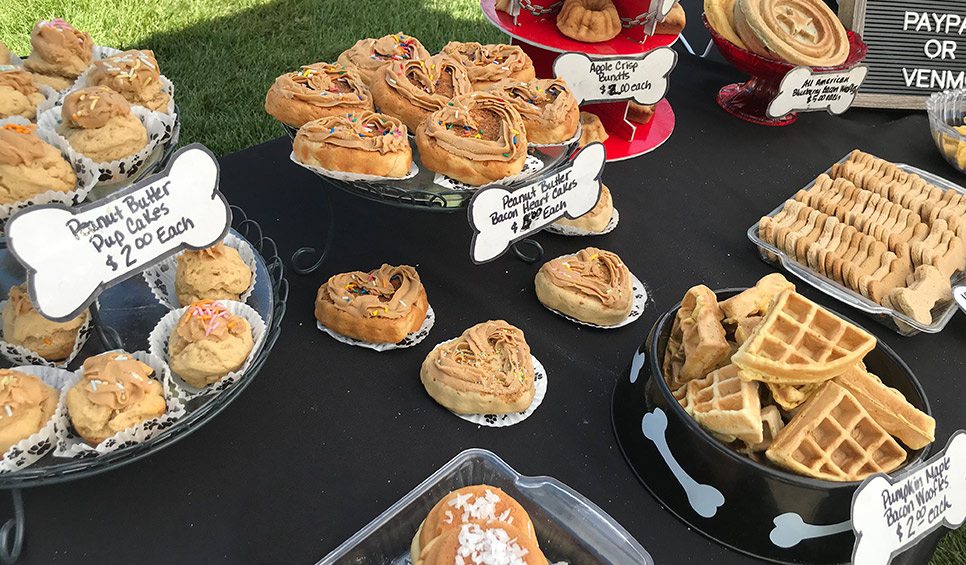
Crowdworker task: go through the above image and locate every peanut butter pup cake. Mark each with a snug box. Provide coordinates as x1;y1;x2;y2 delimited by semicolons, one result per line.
175;240;253;306
314;264;428;344
0;124;76;205
2;283;87;361
87;49;170;113
265;63;373;127
0;68;45;121
337;32;431;86
0;369;59;453
420;320;535;415
369;54;473;131
23;19;93;91
58;86;148;163
168;300;254;388
66;352;165;446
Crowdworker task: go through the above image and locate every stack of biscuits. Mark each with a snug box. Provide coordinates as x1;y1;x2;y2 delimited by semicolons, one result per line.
663;274;936;482
758;150;962;326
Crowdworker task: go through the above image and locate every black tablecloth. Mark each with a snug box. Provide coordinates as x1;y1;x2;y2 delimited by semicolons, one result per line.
11;51;963;564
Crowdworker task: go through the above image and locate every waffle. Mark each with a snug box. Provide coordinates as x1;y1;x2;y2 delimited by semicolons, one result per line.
663;285;730;389
765;381;822;410
833;364;935;450
732;290;876;384
686;364;763;443
766;382;906;481
738;405;785;454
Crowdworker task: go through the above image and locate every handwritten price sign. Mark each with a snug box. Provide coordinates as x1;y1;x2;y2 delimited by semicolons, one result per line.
7;144;231;321
468;143;605;263
851;430;966;565
768;65;869;118
552;48;677;106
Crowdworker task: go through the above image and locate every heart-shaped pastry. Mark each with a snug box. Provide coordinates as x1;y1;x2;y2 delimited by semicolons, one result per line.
264;63;373;127
336;32;432;86
294;111;412;177
535;247;633;325
420;320;535;414
371;54;473;131
415;91;528;186
440;42;535;90
485;77;579;145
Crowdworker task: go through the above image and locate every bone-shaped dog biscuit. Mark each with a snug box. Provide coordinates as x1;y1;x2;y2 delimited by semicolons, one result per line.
884;265;952;325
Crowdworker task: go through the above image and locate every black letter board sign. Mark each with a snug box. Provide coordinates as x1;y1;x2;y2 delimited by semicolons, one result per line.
840;0;966;109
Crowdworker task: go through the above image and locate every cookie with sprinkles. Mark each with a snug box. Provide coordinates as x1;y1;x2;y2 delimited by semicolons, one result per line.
294;111;412;177
265;62;373;127
314;264;429;344
168;301;254;388
336;32;431;87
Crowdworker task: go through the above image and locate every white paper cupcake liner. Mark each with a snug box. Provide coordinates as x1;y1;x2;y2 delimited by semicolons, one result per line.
317;304;435;351
544;208;620;236
148;300;267;400
539;259;648;329
433;153;546;191
289;151;419;182
67;45;177;116
454;355;547;427
36;94;177;185
53;350;186;458
7;54;24;67
141;233;258;309
528;122;582;148
0;299;94;368
0;116;98;221
0;366;73;473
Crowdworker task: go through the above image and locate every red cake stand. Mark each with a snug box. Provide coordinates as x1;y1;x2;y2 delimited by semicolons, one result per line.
481;0;679;161
703;15;868;126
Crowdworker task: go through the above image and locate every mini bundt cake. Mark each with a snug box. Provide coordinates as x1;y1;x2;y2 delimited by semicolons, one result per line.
556;0;623;43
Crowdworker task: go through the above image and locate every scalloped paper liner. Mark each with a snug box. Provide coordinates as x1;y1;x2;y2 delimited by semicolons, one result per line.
433;153;545;191
66;46;177;116
0;299;94;368
0;366;73;473
36;93;176;185
528;121;582;148
53;350;186;458
289;151;419;182
454;355;547;427
148;300;267;400
544;208;620;236
317;304;435;351
8;54;24;67
141;233;258;309
0;116;98;221
539;268;648;329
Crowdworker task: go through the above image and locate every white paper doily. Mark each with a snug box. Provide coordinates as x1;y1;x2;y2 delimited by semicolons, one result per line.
453;355;547;427
148;300;267;400
540;265;648;329
0;299;94;368
53;351;187;458
317;303;435;351
0;366;72;473
433;153;545;191
141;233;258;309
290;151;418;181
544;208;620;236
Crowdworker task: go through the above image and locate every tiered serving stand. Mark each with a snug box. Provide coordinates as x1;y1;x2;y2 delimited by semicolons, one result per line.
480;0;678;160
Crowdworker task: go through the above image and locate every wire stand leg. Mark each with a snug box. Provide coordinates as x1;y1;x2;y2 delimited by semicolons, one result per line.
511;239;544;263
290;184;335;276
89;301;124;351
0;489;24;564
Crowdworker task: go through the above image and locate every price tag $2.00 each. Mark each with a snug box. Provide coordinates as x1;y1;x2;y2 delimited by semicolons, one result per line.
552;48;678;106
851;430;966;565
6;144;231;322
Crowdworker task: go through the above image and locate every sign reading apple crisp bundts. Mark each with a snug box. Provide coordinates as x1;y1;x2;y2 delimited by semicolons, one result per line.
851;431;966;565
552;49;677;106
6;144;231;322
468;143;605;264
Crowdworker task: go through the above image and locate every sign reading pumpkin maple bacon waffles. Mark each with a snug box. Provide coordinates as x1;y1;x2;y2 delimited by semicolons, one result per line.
6;144;231;322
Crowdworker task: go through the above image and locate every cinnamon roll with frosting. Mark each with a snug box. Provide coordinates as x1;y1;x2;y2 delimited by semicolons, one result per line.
337;32;431;86
486;78;579;145
415;92;528;186
440;42;535;91
315;264;429;344
420;320;535;415
294;111;412;177
370;55;473;131
264;63;373;127
535;247;633;325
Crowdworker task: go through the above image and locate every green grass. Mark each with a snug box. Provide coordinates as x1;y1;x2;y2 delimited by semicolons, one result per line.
0;0;505;155
2;2;965;563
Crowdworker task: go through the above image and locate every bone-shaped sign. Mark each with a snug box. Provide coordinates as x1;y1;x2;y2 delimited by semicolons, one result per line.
767;64;869;119
468;143;605;264
552;48;677;106
851;430;966;565
7;144;230;321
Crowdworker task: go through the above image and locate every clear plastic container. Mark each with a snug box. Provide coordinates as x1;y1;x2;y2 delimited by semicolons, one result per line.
315;448;653;564
747;153;966;336
926;89;966;175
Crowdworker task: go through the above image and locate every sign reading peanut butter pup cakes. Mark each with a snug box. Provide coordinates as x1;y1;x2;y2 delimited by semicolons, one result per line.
6;144;231;321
